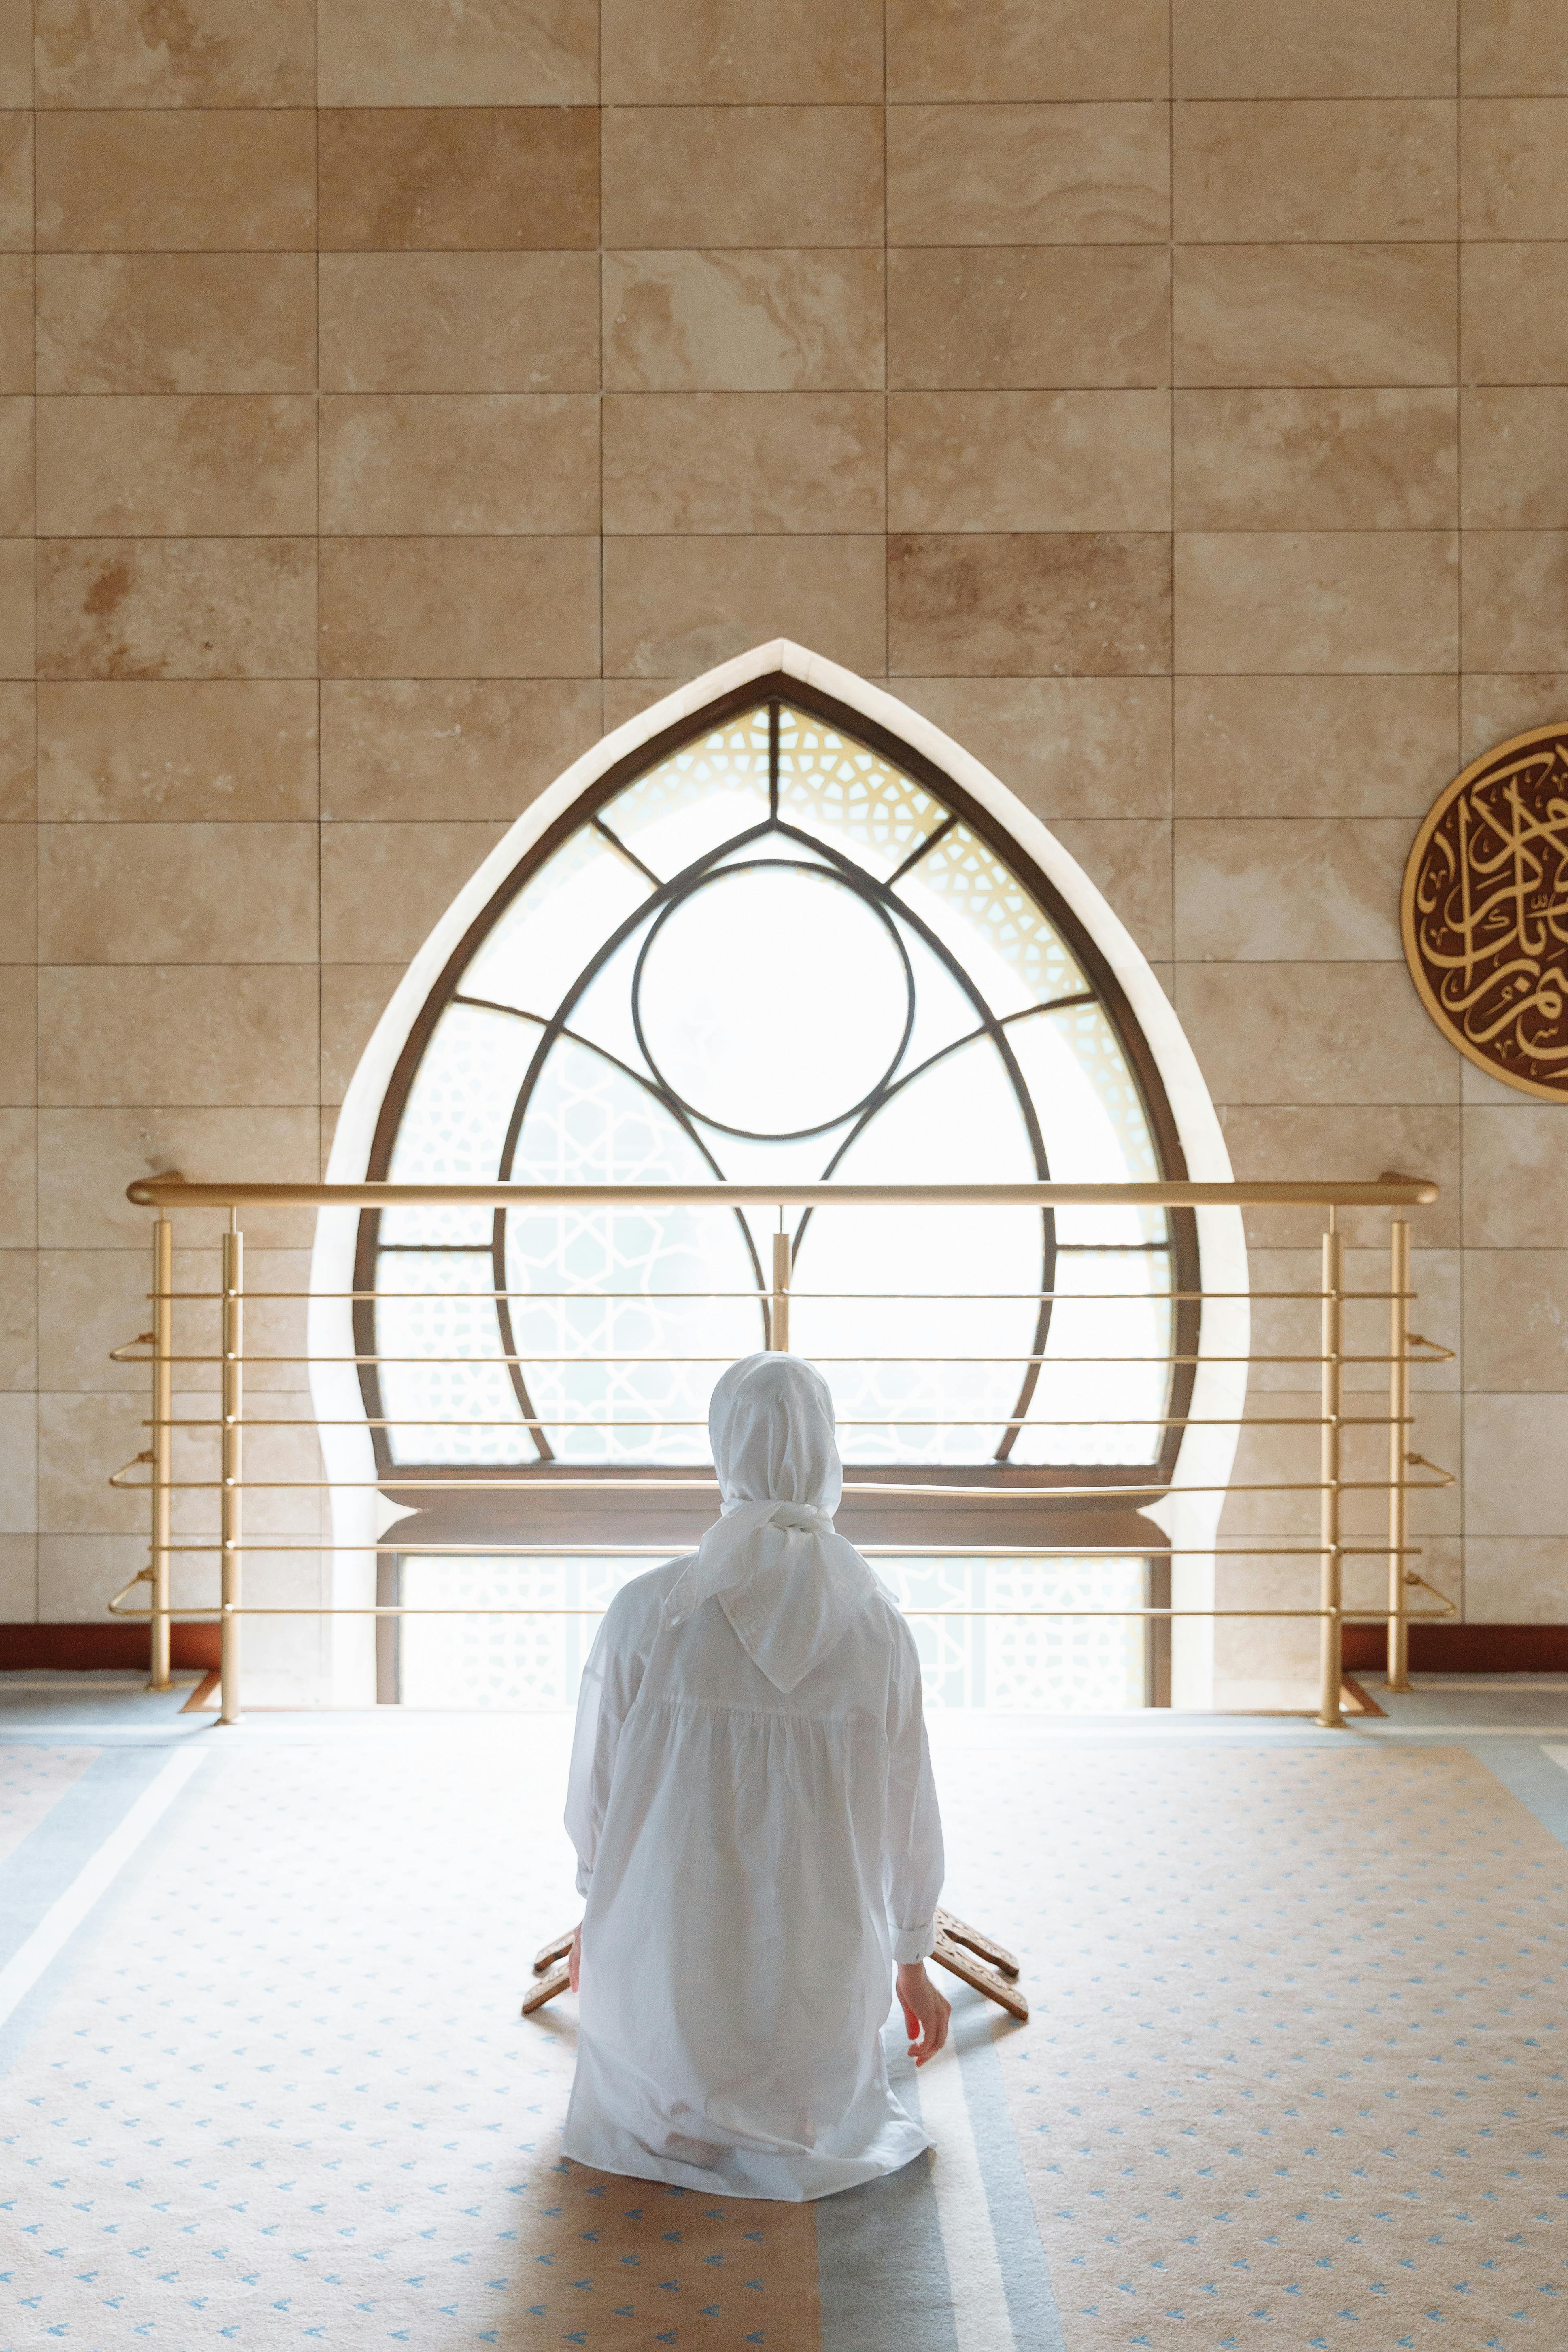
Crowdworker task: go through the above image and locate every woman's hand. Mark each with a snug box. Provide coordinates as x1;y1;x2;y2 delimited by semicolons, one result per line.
895;1961;950;2067
569;1924;582;1993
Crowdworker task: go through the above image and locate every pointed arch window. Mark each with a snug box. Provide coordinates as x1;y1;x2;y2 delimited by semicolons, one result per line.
356;675;1198;1547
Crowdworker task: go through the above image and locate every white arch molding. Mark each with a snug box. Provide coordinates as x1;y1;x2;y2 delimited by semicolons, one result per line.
309;642;1246;1710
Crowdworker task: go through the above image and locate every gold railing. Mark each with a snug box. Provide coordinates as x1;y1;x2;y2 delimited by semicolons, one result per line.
105;1175;1454;1732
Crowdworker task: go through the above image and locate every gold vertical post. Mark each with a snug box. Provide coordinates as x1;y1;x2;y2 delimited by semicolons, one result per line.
1386;1215;1412;1692
769;1228;791;1353
219;1217;243;1727
1317;1215;1345;1730
147;1217;174;1691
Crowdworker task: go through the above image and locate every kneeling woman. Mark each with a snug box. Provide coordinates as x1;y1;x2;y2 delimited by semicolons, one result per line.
561;1351;949;2200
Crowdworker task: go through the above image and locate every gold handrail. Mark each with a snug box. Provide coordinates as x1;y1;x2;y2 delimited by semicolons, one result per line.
126;1177;1439;1209
110;1171;1449;1728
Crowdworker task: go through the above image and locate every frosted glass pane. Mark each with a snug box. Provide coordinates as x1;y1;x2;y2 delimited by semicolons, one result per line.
599;707;770;879
1007;1002;1166;1249
791;1039;1040;1464
376;1251;532;1466
1010;1249;1171;1468
507;1035;762;1461
776;705;945;878
383;1001;539;1246
464;826;651;1021
896;823;1087;1017
637;865;911;1136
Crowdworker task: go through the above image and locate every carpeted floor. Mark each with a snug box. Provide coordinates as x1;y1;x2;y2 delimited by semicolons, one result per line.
1;1680;1566;2348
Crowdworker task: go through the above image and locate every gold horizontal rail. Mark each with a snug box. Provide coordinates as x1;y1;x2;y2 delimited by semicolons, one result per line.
127;1177;1439;1209
145;1413;1416;1428
144;1288;1421;1303
149;1540;1421;1557
142;1349;1439;1366
117;1475;1451;1495
108;1604;1451;1623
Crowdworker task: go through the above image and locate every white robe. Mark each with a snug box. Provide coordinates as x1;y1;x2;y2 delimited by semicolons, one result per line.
561;1553;945;2199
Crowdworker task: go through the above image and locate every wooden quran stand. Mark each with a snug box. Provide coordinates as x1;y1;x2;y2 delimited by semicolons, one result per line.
523;1907;1029;2023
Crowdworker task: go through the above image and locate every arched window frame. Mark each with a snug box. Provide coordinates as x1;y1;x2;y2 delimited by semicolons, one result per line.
311;643;1248;1709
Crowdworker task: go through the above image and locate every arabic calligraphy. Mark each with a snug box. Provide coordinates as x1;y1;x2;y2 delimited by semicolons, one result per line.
1402;726;1568;1098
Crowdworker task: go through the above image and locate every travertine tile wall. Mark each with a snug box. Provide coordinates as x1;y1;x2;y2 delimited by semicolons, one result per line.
1;0;1565;1672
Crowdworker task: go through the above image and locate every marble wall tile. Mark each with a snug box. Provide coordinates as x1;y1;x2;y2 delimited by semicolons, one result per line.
0;1109;34;1247
0;1392;35;1532
1462;97;1568;236
0;1251;34;1389
320;678;601;820
1464;1392;1568;1532
887;248;1169;390
1174;244;1458;386
318;107;598;250
0;825;32;959
0;395;31;535
39;1105;320;1247
1174;100;1456;242
1174;676;1461;818
0;683;34;820
1462;0;1568;94
603;108;883;248
603;0;881;102
892;676;1171;818
886;0;1168;101
1461;673;1568;760
888;103;1169;244
889;390;1170;532
318;537;599;678
34;1533;144;1617
1175;0;1457;97
1462;243;1568;379
0;0;28;105
1175;963;1457;1102
38;822;317;964
1045;819;1171;960
321;964;402;1103
39;967;319;1106
37;538;317;679
0;256;31;391
39;1245;310;1398
887;532;1171;676
38;1392;148;1536
1463;1251;1568;1391
38;680;318;822
37;395;317;536
603;393;884;535
320;253;599;393
1215;1104;1462;1247
35;0;315;106
37;110;317;251
1174;532;1458;673
1463;533;1568;670
1241;1244;1458;1396
320;820;511;962
1463;1106;1568;1245
604;250;885;392
0;966;34;1101
319;0;597;106
0;539;34;678
1174;389;1458;531
37;254;318;395
1462;1539;1568;1623
1462;388;1568;527
0;111;31;249
1175;817;1409;960
603;535;887;678
319;393;597;534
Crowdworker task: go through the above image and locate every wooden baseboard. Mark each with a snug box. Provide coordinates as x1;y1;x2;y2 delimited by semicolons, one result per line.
0;1623;221;1671
1342;1623;1568;1673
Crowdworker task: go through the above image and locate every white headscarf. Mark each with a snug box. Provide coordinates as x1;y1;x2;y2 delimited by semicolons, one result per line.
661;1353;886;1693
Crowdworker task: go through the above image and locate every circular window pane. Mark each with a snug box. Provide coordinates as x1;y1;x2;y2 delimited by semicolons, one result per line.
635;862;913;1137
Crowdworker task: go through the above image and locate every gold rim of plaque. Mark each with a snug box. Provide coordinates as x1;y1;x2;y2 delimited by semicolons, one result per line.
1400;721;1568;1102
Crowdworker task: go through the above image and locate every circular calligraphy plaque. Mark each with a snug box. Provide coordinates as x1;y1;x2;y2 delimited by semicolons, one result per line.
1402;724;1568;1098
